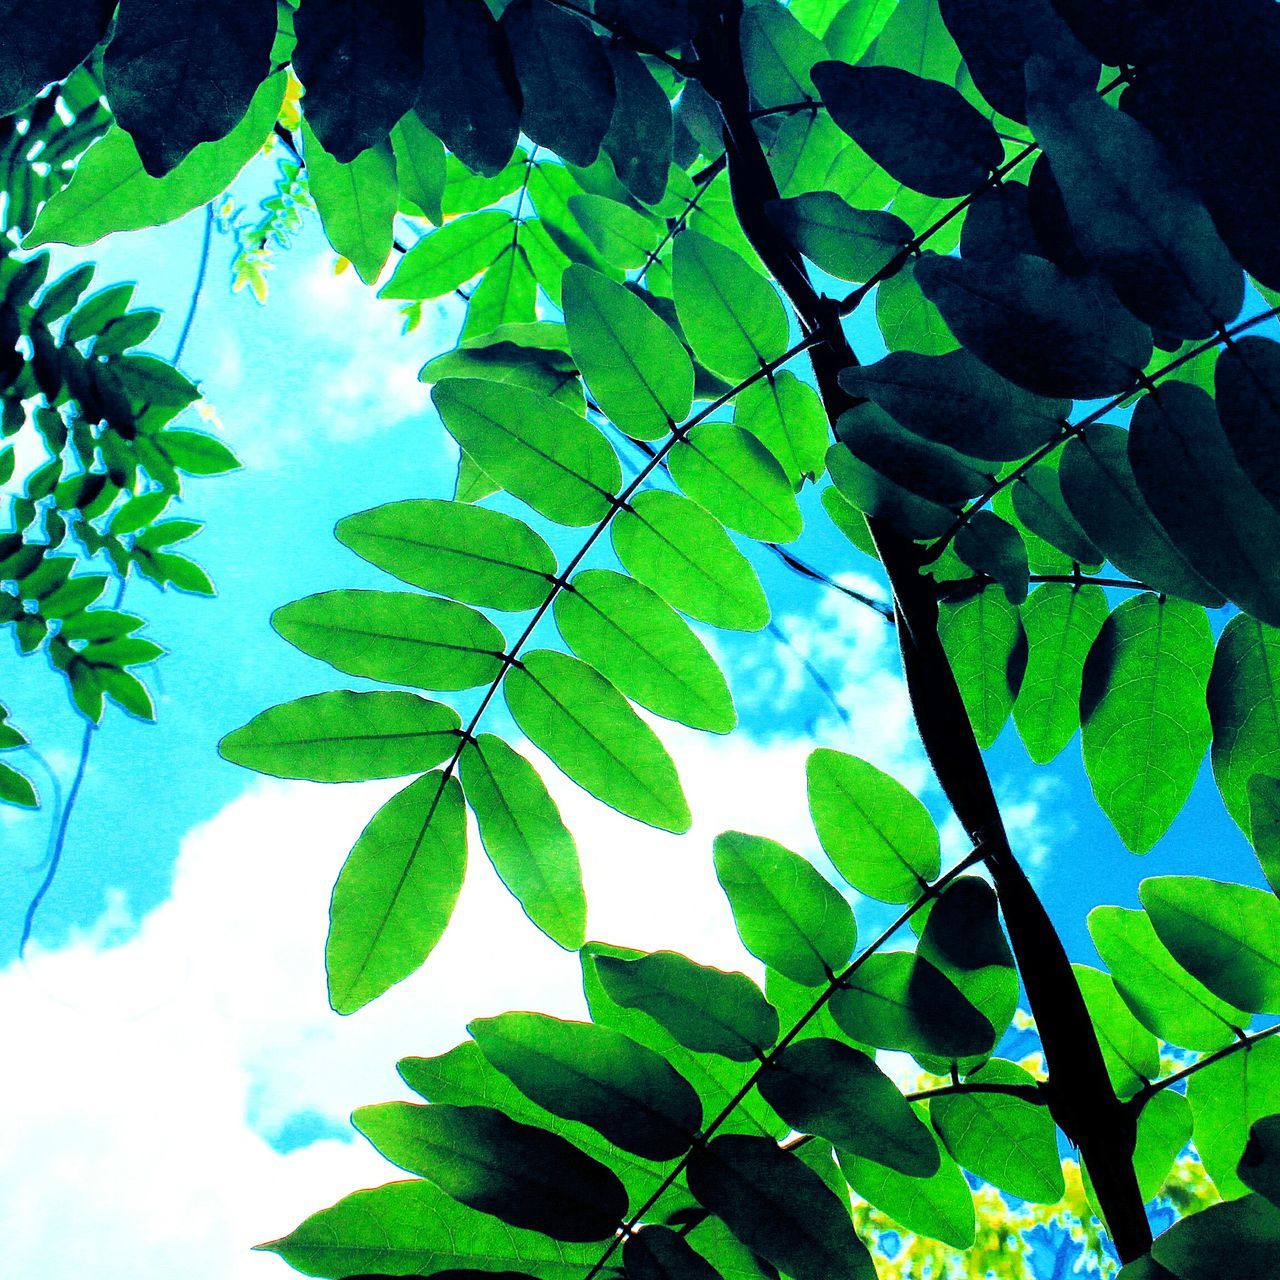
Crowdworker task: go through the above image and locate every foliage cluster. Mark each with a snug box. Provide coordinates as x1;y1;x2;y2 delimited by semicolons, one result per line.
4;0;1280;1277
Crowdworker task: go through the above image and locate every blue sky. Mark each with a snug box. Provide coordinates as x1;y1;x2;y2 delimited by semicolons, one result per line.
0;147;1263;1277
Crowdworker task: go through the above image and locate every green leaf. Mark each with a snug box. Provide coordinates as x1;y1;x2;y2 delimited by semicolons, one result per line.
1010;457;1102;569
27;73;284;246
734;371;828;490
460;734;585;950
1089;905;1248;1052
932;1059;1063;1203
1141;875;1280;1015
1209;618;1280;840
463;241;538;338
839;349;1068;463
433;379;621;527
759;1037;939;1176
260;1177;599;1279
0;760;38;808
1251;776;1280;896
1073;963;1159;1101
1080;593;1213;853
219;690;461;781
469;1012;702;1161
670;423;803;543
337;499;556;611
1013;582;1109;764
838;1109;976;1249
417;0;520;177
583;943;786;1144
914;252;1153;399
303;126;398;285
1130;382;1280;628
826;440;955;539
382;211;515;300
612;490;770;632
875;257;960;356
157;429;240;476
273;589;504;691
806;748;939;903
1216;336;1280;515
767;193;910;283
674;231;789;382
562;266;693;440
569;193;660;269
830;952;996;1060
291;0;422;162
938;584;1027;748
503;0;615;167
353;1102;628;1241
390;110;446;225
954;511;1030;604
601;46;672;207
1060;424;1225;607
1026;67;1242;340
594;951;779;1062
554;568;735;733
1151;1191;1280;1277
687;1135;877;1280
505;649;690;832
913;877;1017;1070
327;771;466;1013
625;1227;723;1280
813;62;1003;198
741;0;826;109
714;831;856;986
399;1040;674;1205
1187;1037;1280;1199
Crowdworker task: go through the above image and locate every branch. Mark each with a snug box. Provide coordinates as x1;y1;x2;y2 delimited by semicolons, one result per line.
1131;1021;1280;1107
581;842;992;1280
927;304;1280;562
907;1080;1046;1105
638;152;726;284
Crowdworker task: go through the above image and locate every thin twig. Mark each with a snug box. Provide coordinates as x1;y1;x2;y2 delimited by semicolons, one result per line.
1131;1021;1280;1107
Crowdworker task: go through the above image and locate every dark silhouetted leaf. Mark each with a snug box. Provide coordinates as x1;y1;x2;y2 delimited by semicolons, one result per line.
602;46;672;207
0;0;112;116
814;61;1001;198
1216;337;1280;515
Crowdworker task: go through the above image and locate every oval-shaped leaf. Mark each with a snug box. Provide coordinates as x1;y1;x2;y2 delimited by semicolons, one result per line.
838;349;1068;463
714;831;856;987
806;748;940;903
328;771;467;1013
220;690;461;781
1073;963;1160;1101
1141;875;1280;1015
937;584;1027;748
382;211;516;300
470;1011;702;1162
734;371;828;490
273;589;505;691
505;648;690;832
673;231;789;382
1089;904;1248;1051
1013;582;1109;764
613;490;770;632
433;378;622;527
563;265;693;440
1209;616;1280;840
337;499;557;611
460;733;585;950
669;422;803;543
625;1226;724;1280
914;252;1153;399
595;951;780;1063
687;1135;877;1280
767;192;912;282
353;1102;628;1242
1080;593;1213;853
554;568;735;734
760;1037;939;1176
1216;336;1280;515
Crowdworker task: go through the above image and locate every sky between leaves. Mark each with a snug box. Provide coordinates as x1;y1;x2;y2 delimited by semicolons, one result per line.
0;151;1264;1278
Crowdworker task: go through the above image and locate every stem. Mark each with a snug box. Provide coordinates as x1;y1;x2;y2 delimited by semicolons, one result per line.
694;2;1151;1260
1131;1022;1280;1107
907;1080;1046;1105
582;844;990;1280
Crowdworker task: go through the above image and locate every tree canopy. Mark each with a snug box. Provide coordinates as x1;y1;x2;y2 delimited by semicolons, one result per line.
4;1;1280;1277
